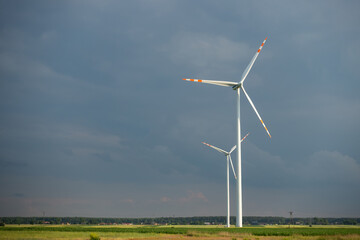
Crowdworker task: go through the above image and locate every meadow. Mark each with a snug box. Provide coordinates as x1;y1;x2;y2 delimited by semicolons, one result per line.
0;224;359;240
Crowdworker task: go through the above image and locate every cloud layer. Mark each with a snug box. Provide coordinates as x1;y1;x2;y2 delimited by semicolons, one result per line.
0;0;359;218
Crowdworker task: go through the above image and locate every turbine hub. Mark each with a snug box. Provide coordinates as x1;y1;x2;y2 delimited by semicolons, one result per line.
232;83;242;90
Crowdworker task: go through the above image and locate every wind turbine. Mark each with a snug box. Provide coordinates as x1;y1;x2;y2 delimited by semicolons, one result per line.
202;133;249;228
183;37;271;227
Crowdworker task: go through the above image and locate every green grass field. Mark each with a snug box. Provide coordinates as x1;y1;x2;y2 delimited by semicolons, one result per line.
0;225;359;239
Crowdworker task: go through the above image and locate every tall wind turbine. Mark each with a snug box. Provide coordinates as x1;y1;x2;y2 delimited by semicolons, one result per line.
183;38;271;227
202;133;249;228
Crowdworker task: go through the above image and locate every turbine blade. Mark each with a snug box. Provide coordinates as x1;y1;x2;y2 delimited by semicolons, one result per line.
229;155;237;179
240;37;267;84
241;87;271;138
241;132;250;142
229;145;237;154
202;142;228;155
183;78;237;88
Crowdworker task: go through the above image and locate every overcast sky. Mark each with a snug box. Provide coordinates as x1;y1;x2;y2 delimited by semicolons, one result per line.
0;0;359;218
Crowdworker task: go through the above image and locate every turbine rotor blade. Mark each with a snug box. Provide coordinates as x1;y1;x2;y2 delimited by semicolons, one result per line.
241;133;250;142
183;78;237;88
241;87;271;138
229;154;237;179
202;142;229;155
240;37;267;84
229;145;237;154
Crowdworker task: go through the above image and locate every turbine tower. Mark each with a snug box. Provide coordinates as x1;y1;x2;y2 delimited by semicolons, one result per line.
202;133;249;228
183;38;271;227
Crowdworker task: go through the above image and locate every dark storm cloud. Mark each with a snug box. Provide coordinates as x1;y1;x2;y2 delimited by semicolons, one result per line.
0;0;359;217
12;193;25;198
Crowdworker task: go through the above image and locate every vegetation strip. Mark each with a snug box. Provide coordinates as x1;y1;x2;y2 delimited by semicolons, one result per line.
0;226;359;236
1;216;358;225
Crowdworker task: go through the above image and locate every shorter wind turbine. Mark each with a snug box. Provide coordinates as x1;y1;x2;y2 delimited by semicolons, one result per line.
202;133;249;228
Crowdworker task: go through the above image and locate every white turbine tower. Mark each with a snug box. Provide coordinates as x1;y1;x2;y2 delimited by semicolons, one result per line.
183;38;271;227
202;133;249;228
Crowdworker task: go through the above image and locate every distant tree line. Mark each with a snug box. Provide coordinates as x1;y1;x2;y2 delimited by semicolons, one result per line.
0;216;358;226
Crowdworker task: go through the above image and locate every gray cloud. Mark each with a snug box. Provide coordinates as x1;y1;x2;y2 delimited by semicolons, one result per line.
0;0;359;218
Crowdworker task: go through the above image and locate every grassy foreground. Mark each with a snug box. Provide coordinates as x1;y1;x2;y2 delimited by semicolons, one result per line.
0;225;359;240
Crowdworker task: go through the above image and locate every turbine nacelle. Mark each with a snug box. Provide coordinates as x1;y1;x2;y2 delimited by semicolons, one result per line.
232;83;242;90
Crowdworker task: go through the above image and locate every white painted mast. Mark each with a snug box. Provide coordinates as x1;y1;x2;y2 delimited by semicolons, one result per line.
236;88;242;227
226;154;230;227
